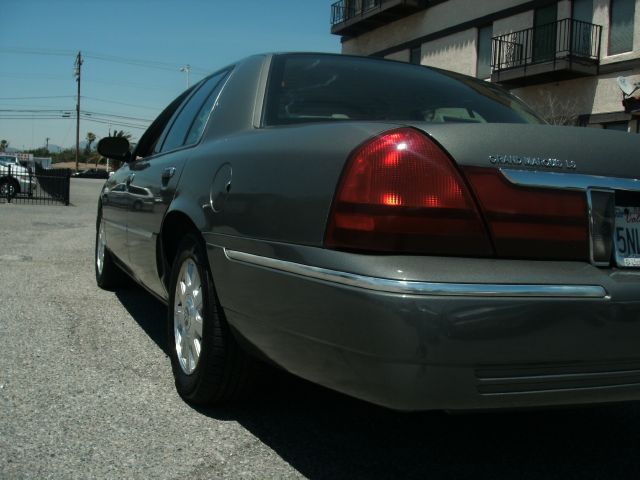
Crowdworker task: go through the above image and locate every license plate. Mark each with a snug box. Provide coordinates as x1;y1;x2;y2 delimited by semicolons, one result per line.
614;206;640;267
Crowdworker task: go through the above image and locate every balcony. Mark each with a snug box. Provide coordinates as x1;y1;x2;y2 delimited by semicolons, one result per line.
491;18;602;87
331;0;429;37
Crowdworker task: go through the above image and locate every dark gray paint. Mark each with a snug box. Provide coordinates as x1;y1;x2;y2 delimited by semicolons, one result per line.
209;245;640;411
420;123;640;177
99;53;640;411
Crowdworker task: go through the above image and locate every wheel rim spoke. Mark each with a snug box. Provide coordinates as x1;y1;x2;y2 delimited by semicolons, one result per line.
193;314;203;338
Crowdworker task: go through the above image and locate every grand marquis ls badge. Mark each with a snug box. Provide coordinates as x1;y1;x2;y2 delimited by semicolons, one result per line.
489;155;577;170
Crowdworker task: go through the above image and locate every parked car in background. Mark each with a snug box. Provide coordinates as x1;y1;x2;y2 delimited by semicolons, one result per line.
101;182;156;211
0;155;36;197
96;53;640;412
72;168;109;179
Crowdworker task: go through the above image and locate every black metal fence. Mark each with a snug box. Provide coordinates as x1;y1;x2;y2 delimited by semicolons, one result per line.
491;18;602;72
0;164;71;205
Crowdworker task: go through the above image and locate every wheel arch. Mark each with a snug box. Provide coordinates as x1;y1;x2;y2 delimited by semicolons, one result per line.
158;208;206;291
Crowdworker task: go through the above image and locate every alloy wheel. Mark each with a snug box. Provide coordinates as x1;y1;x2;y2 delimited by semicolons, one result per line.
96;220;106;275
174;258;204;375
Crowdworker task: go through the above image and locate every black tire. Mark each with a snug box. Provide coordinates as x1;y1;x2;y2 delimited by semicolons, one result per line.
168;234;256;405
95;211;128;290
0;178;19;198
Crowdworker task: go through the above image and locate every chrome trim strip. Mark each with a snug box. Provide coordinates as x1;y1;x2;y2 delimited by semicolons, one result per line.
127;225;154;240
103;218;126;232
103;219;153;239
223;249;608;298
500;169;640;192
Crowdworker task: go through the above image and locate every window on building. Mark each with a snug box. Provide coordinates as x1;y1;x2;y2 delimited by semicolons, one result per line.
573;0;594;56
477;25;493;79
533;4;558;62
609;0;635;55
573;0;593;22
409;46;421;65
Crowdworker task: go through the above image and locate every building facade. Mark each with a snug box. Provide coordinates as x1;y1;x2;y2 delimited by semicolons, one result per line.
330;0;640;132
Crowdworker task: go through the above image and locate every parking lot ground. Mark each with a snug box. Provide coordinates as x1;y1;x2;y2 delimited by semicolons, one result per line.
2;179;640;479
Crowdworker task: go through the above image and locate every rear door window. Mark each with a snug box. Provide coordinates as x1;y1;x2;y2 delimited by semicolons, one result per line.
159;70;230;153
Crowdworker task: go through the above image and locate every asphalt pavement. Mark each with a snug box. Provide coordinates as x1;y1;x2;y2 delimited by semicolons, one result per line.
2;179;640;479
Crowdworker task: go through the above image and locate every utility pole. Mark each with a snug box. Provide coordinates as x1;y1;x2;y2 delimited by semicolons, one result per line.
45;137;49;152
180;64;191;88
74;51;83;172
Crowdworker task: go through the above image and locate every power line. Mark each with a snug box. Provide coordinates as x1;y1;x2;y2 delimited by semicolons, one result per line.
0;46;210;74
82;111;152;122
83;51;210;75
0;95;75;100
82;96;160;111
0;46;75;57
0;108;151;121
0;109;70;112
79;117;148;130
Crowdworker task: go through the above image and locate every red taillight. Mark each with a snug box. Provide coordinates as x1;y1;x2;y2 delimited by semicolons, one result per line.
325;128;493;256
463;167;589;260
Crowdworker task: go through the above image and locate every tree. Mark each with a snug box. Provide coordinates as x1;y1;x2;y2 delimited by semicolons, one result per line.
111;130;132;140
527;90;580;126
84;132;96;162
108;130;133;171
0;139;8;152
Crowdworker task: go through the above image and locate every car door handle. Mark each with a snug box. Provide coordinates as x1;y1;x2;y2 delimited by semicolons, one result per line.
162;167;176;180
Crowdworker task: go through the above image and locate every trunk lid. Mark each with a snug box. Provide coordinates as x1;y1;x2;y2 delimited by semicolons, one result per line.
415;123;640;178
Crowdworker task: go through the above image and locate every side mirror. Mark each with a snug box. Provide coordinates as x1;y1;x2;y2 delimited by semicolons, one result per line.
97;137;131;162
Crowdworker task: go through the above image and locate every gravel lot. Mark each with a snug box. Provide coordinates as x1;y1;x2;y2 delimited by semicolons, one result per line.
2;179;640;479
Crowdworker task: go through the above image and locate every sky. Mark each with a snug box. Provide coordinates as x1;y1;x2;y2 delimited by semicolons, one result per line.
0;0;341;151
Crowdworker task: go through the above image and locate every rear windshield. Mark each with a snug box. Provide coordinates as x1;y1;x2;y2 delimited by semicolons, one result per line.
264;54;543;126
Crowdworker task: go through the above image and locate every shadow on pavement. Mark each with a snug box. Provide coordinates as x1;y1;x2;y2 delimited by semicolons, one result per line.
116;284;168;356
117;283;640;479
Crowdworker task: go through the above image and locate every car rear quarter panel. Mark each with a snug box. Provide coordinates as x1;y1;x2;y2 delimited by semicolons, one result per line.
174;122;398;246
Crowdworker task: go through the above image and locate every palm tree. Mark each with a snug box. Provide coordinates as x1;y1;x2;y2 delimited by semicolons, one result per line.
111;130;132;140
108;130;133;171
0;139;8;152
84;132;96;163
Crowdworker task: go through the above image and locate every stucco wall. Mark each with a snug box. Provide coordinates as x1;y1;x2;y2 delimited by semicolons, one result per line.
421;28;477;75
513;69;640;118
492;10;533;37
558;0;572;20
341;0;530;56
384;49;410;62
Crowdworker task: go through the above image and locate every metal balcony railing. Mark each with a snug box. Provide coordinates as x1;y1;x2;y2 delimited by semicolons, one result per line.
491;18;602;72
331;0;382;26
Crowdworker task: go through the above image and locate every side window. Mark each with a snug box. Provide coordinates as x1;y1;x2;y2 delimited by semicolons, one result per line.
160;70;229;153
135;88;193;159
184;72;229;145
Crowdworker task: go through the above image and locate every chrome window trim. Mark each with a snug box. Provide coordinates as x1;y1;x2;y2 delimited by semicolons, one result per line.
500;169;640;192
223;249;608;299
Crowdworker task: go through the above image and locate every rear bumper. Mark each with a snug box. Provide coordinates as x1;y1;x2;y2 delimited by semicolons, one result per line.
207;241;640;411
